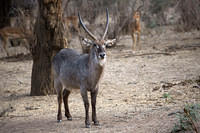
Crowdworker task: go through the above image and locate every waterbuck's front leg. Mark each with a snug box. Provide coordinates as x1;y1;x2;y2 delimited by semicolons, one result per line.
91;89;99;126
81;88;90;128
63;89;72;120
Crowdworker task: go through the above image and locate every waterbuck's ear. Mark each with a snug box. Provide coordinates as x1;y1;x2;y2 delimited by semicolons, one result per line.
81;37;93;47
105;39;116;47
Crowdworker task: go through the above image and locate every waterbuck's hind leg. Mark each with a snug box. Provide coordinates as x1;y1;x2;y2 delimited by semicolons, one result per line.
63;89;72;120
91;90;99;126
81;88;90;128
55;80;63;122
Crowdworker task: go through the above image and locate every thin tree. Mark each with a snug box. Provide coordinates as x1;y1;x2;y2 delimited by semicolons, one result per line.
0;0;11;28
30;0;67;96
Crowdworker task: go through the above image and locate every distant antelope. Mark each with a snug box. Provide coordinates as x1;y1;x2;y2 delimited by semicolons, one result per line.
64;15;79;43
0;27;32;56
65;15;79;33
52;9;109;128
130;11;141;51
0;9;34;56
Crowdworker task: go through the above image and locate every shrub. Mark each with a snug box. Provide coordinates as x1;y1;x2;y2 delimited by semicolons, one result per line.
172;103;200;133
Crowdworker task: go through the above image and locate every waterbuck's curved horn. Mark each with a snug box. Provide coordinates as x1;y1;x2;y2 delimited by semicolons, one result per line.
78;12;97;40
102;8;109;40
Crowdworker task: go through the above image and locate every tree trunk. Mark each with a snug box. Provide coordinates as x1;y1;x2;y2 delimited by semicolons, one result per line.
30;0;67;96
0;0;11;28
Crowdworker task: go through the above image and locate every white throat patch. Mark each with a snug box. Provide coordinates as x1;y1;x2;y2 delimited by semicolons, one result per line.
99;55;106;66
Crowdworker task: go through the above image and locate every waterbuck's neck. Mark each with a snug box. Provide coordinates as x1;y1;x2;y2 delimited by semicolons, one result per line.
88;46;105;89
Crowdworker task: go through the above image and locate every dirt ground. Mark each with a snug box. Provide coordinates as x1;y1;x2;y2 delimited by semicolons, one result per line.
0;26;200;133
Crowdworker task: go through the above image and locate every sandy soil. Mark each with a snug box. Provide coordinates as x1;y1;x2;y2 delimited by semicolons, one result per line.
0;26;200;133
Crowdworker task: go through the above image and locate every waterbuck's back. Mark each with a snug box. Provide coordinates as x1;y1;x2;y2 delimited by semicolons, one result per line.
52;48;89;89
53;48;79;73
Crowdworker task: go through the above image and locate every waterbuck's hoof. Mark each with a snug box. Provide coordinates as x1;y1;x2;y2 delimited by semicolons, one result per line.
85;124;91;128
65;114;72;121
57;120;62;123
85;121;91;128
93;121;100;126
67;117;72;121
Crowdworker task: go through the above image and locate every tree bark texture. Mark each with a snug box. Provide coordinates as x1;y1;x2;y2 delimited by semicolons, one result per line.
30;0;67;96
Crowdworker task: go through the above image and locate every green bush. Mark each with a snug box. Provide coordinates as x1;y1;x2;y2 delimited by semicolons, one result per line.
146;19;157;29
172;103;200;133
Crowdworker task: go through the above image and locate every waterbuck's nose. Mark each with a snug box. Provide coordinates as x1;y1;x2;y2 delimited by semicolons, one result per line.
99;53;106;59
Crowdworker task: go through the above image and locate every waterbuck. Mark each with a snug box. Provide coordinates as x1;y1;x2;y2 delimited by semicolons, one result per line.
52;9;109;128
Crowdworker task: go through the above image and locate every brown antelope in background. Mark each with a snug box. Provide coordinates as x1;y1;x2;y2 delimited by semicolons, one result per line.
129;0;144;51
65;15;79;33
52;9;109;128
0;26;32;56
64;15;79;41
0;8;34;56
130;11;141;51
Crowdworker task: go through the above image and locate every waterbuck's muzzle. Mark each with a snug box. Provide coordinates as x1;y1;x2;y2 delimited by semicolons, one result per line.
99;52;106;59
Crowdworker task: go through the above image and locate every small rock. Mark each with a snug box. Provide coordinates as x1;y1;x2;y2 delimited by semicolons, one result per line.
169;89;184;96
0;103;15;117
25;106;40;110
152;86;160;92
127;81;137;85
